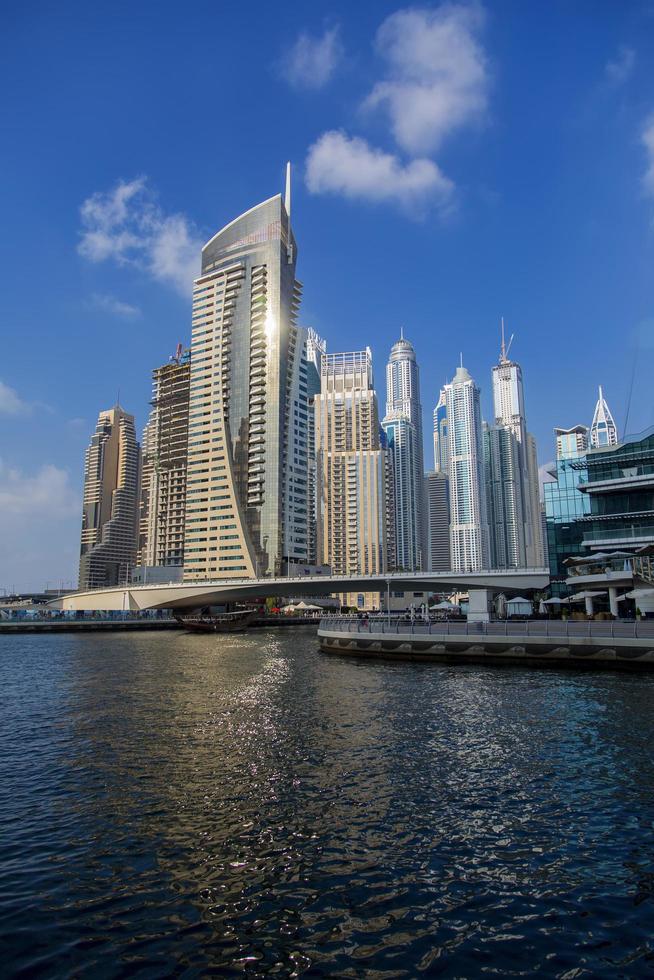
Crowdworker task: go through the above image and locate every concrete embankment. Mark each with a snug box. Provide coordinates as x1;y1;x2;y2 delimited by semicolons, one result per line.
0;616;321;635
318;618;654;670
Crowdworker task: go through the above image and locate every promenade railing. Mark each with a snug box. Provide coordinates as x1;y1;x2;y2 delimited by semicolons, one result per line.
319;616;654;640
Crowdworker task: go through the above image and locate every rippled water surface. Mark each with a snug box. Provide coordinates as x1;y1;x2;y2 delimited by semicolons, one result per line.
2;629;654;977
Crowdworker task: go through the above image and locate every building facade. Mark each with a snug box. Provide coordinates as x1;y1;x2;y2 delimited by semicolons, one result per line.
491;332;544;566
424;470;450;570
484;423;526;568
555;424;589;459
382;412;418;570
444;363;490;571
78;406;140;590
315;349;390;579
305;327;326;565
385;332;424;569
138;346;190;570
183;167;309;581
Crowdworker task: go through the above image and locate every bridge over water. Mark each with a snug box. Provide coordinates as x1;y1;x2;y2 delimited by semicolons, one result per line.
49;568;550;620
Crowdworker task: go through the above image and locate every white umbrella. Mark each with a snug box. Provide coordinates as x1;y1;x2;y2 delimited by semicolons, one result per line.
294;601;323;610
624;588;654;600
543;597;567;605
567;591;607;602
432;600;456;609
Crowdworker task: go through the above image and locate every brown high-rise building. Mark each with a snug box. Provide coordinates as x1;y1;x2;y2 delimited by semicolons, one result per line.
138;347;190;570
78;406;140;589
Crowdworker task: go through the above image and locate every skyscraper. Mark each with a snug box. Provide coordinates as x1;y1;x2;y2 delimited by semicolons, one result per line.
590;386;618;448
382;413;418;570
305;327;327;565
138;345;190;570
444;362;489;571
78;406;140;589
555;424;589;459
183;165;308;581
484;423;526;568
315;349;391;582
491;324;544;566
385;332;424;568
433;388;448;474
424;470;450;570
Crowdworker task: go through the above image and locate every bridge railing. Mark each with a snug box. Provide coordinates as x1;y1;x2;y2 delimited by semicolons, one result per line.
319;616;654;640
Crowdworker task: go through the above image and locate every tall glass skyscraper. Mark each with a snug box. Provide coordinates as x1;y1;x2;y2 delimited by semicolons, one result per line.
382;413;418;570
444;362;489;571
385;331;424;569
183;166;308;580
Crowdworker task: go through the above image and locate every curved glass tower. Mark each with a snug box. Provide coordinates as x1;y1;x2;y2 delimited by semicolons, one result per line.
183;168;307;580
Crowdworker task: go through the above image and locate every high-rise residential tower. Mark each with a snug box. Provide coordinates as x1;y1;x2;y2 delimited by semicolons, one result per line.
385;332;424;569
491;324;544;566
444;362;489;571
78;406;140;589
138;345;190;570
555;424;589;459
305;328;326;565
315;349;391;581
424;470;450;571
484;423;526;568
590;386;618;448
433;388;448;474
183;166;308;581
382;413;418;570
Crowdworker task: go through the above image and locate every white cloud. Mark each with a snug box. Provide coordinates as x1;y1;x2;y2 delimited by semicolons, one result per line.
78;178;201;295
281;26;343;89
642;115;654;197
364;3;488;155
0;459;79;517
605;45;635;85
85;293;141;318
305;130;454;214
0;381;29;416
0;459;80;591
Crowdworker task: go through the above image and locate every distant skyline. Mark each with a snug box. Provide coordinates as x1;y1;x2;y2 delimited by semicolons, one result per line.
3;0;654;589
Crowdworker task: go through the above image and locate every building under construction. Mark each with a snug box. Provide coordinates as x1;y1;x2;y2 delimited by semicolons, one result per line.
138;345;190;571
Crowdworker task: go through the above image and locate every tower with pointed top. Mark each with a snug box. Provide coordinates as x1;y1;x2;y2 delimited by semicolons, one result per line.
489;322;544;567
183;166;307;580
590;386;618;448
384;331;424;569
444;361;489;571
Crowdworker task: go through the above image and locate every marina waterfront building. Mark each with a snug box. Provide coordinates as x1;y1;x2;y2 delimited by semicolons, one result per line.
182;166;309;581
315;349;391;585
138;346;190;571
444;362;490;571
590;386;618;449
78;406;140;590
424;470;450;570
382;412;418;570
305;328;327;565
386;332;424;569
484;424;526;568
491;328;544;566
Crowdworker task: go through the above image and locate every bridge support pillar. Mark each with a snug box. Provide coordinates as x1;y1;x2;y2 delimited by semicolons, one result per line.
468;588;492;623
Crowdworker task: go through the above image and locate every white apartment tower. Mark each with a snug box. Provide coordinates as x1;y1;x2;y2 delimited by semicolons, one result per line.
183;166;309;580
444;362;490;571
385;331;424;569
315;350;390;577
78;406;140;589
491;323;544;566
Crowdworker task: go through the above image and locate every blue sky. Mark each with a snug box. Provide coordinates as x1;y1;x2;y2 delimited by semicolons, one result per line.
2;0;654;590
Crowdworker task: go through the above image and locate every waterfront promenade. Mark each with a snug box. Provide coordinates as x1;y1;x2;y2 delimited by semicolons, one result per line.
319;616;654;668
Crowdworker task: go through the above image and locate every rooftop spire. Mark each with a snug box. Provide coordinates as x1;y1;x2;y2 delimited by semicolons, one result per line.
284;161;291;220
590;384;618;449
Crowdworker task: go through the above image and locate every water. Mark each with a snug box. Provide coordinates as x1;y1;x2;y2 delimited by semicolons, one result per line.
2;630;654;978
